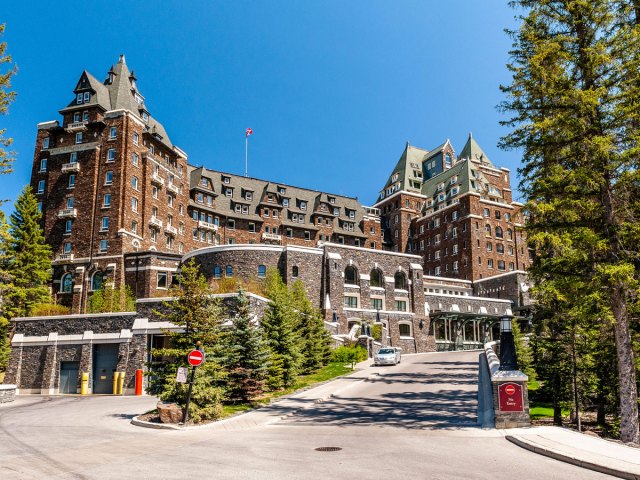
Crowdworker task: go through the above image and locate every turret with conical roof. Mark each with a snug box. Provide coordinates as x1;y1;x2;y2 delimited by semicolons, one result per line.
458;132;494;167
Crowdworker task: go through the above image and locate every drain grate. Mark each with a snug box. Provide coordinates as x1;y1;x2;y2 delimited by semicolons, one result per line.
315;446;342;452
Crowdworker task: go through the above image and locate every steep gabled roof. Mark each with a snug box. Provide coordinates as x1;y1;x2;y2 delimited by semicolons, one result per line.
377;143;429;202
458;133;494;167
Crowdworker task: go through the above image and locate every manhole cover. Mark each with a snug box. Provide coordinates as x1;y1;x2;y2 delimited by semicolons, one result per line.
315;446;342;452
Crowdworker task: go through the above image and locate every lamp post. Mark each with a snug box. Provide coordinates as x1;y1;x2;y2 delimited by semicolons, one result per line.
499;315;519;371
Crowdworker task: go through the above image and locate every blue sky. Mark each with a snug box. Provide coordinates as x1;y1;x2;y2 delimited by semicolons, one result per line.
1;0;520;214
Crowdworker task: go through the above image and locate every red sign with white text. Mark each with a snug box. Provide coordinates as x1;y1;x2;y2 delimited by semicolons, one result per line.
498;382;523;412
187;349;205;367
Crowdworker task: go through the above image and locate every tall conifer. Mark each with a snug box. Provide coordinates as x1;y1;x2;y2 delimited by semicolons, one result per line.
501;0;639;442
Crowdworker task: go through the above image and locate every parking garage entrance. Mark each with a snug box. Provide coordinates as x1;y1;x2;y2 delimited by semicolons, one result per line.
92;344;119;394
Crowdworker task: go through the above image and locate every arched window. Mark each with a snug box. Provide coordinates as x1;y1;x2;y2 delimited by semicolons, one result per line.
495;226;503;238
485;224;492;236
292;266;299;278
91;271;104;291
225;265;233;277
394;271;407;290
399;323;412;337
344;265;359;285
370;268;383;288
213;266;221;278
60;273;73;293
506;228;513;240
258;265;266;278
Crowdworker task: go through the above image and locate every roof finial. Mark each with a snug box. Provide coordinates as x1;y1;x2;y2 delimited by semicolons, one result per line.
119;54;126;64
469;131;473;139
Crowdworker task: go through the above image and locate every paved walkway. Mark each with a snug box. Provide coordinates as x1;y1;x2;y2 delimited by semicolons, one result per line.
507;426;640;479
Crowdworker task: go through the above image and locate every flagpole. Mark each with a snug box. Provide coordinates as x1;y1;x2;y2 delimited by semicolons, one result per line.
245;135;248;177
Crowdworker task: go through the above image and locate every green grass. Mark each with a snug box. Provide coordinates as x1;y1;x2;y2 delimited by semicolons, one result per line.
222;403;254;418
270;362;353;399
530;403;570;420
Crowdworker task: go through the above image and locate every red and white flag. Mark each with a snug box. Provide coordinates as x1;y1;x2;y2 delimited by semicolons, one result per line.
245;127;253;137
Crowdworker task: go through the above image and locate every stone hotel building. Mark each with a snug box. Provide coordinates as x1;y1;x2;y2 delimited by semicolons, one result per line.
4;56;532;394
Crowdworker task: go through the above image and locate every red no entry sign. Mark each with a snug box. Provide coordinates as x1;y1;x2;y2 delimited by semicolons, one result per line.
505;384;516;396
187;349;205;367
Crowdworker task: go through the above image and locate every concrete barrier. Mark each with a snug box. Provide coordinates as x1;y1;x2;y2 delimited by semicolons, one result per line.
0;384;17;403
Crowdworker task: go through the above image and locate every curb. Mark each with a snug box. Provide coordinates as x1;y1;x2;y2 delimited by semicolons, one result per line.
506;435;640;480
130;368;379;431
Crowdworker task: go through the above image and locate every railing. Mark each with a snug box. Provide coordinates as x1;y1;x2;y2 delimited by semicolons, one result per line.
167;183;179;195
198;220;218;231
149;217;163;228
262;233;282;241
65;121;87;132
165;225;177;235
57;208;78;218
61;162;80;173
55;253;74;262
151;173;164;186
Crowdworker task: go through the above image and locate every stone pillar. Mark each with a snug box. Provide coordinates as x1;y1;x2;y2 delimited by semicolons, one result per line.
40;335;59;395
80;338;93;394
491;371;530;428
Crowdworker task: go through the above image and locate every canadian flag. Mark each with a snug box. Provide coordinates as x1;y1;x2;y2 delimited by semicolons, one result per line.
245;128;253;137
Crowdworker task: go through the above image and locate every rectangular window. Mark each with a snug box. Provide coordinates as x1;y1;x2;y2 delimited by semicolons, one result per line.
286;228;293;238
107;149;115;162
83;111;89;122
103;193;111;207
37;202;43;212
133;133;139;145
83;92;90;102
76;93;83;104
304;231;311;241
282;198;289;207
70;152;78;164
132;197;138;212
101;217;109;231
132;153;139;166
105;171;113;185
249;223;255;233
343;296;358;308
488;259;494;269
157;271;168;289
68;175;76;188
64;242;72;253
484;208;490;218
109;127;117;139
131;221;138;234
99;239;108;253
395;300;407;312
75;132;83;144
65;219;72;234
228;219;235;230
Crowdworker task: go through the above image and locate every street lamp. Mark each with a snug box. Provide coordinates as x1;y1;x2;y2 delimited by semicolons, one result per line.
499;315;519;371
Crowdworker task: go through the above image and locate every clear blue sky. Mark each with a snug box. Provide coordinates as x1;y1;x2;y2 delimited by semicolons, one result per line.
1;0;520;215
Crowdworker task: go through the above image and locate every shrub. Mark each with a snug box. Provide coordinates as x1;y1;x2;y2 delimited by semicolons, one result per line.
30;303;71;316
331;345;368;369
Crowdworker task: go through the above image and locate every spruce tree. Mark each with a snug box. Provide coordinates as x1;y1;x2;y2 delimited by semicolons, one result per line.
149;259;226;423
0;210;13;370
290;280;332;374
500;0;639;442
0;23;17;176
5;186;51;318
261;268;301;389
223;289;269;402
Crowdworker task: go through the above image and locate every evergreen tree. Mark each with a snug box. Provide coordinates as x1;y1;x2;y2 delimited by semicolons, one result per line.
500;0;640;442
87;284;135;313
149;259;226;423
223;289;269;402
290;280;332;374
261;268;301;389
0;210;13;370
0;23;17;176
5;186;51;318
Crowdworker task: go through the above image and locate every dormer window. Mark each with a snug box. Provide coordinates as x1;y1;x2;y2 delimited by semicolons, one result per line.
278;187;286;194
223;176;230;184
76;93;83;105
134;93;144;104
300;200;307;210
141;111;149;122
333;207;340;216
225;188;233;198
282;198;289;207
392;173;399;182
329;197;336;204
201;178;207;188
245;191;253;201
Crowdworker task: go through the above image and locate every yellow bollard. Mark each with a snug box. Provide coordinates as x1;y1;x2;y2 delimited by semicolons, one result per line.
118;371;125;395
112;371;119;394
80;372;89;395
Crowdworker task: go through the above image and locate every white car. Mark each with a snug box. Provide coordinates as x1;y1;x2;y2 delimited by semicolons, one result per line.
374;347;401;366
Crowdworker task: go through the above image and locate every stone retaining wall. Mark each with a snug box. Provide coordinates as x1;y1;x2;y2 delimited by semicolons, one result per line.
0;384;16;403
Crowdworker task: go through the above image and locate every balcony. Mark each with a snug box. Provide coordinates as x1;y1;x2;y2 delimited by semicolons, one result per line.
61;162;80;173
167;183;179;195
262;233;282;242
65;121;87;132
57;208;78;218
165;225;177;236
198;220;218;231
151;173;164;186
55;253;74;262
149;217;163;228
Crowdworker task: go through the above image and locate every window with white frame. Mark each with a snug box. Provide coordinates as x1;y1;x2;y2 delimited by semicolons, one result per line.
131;176;139;190
65;219;72;234
157;271;168;289
107;149;115;162
75;132;83;144
132;153;139;166
64;242;72;254
133;133;139;145
395;300;408;312
99;239;108;253
68;175;76;188
343;295;358;308
39;158;47;172
131;197;138;212
101;217;109;231
109;127;117;139
105;171;113;185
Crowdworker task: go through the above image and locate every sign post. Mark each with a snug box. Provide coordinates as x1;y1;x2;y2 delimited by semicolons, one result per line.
182;347;205;424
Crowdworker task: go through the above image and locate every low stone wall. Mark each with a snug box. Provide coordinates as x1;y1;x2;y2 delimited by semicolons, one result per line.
0;384;16;403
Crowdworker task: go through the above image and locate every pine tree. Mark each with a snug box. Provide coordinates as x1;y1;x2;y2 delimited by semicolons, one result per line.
261;268;301;389
0;210;13;370
290;280;332;374
149;259;226;423
500;0;640;442
5;186;51;318
0;23;17;177
223;289;269;402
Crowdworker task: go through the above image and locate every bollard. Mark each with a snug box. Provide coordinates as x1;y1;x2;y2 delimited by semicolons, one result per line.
135;369;143;396
118;371;125;395
80;372;89;395
112;371;119;394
